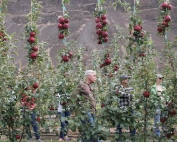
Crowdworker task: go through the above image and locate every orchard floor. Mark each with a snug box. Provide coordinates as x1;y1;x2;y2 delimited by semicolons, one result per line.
1;128;177;142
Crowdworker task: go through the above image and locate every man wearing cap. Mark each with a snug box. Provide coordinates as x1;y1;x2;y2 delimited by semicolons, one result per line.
150;73;167;137
115;74;136;136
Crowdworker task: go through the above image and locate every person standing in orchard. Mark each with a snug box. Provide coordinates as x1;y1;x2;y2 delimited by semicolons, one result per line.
114;74;136;136
21;87;43;142
150;74;168;137
79;70;100;142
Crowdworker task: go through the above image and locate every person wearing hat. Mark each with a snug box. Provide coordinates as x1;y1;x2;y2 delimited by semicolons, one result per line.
115;74;136;137
150;73;167;137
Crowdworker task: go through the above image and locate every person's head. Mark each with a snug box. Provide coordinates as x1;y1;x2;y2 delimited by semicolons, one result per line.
156;73;164;84
119;74;129;86
85;70;96;84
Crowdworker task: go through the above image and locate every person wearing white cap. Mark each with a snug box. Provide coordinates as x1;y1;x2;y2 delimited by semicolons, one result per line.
150;73;167;137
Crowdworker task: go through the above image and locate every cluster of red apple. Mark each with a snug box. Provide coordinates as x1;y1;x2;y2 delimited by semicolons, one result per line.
133;25;144;39
157;2;172;34
100;54;112;68
61;51;73;62
58;16;69;40
27;31;38;60
21;83;39;110
95;14;109;44
0;29;7;42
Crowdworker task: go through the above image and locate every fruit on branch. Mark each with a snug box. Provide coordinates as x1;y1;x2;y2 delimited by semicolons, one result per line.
30;52;37;59
68;52;73;58
49;107;54;110
36;117;41;122
160;117;166;123
103;37;108;42
33;83;39;89
161;2;169;9
96;23;102;29
30;31;36;37
58;23;63;29
95;17;101;23
58;33;64;39
61;102;66;106
101;103;105;108
166;133;171;139
114;65;119;71
62;55;69;62
157;26;164;33
100;63;105;68
96;30;102;35
58;16;70;39
94;10;108;44
168;4;172;10
102;31;108;38
63;23;69;29
28;37;36;43
168;109;176;116
31;46;38;52
104;58;112;65
59;17;65;24
16;135;20;139
134;25;142;32
139;52;146;57
143;91;150;98
164;15;171;22
64;18;69;23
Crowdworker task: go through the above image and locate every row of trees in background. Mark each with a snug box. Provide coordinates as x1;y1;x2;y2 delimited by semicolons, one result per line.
0;0;176;141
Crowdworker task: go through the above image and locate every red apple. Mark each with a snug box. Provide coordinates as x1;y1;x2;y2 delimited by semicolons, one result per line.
16;135;20;139
157;27;163;33
168;109;176;116
96;30;102;35
143;91;150;98
134;25;142;32
97;40;102;44
168;4;172;10
102;19;107;25
58;33;64;39
103;37;108;43
64;18;69;23
100;63;105;68
101;103;105;108
30;31;36;37
30;52;37;59
61;102;66;106
95;17;101;23
101;15;107;20
58;23;63;29
114;65;119;71
59;17;65;24
162;21;168;27
160;117;166;123
166;133;171;139
68;52;73;58
62;55;69;62
28;37;35;43
161;2;168;9
36;117;41;122
96;23;102;29
33;83;39;89
31;46;38;52
164;15;171;22
104;58;112;65
102;31;108;38
63;23;69;29
49;107;54;110
3;37;7;41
